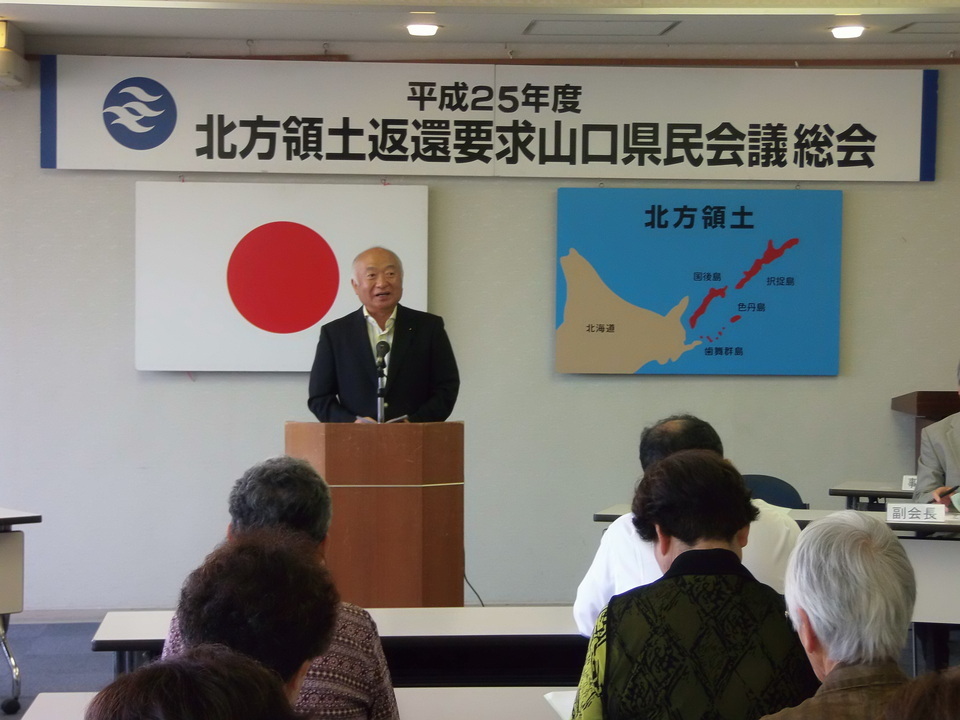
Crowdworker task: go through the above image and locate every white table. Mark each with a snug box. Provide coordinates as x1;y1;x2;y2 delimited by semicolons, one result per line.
395;686;574;720
22;687;576;720
790;512;960;624
591;504;960;625
92;606;580;647
596;504;960;534
790;508;960;534
91;610;172;675
0;507;41;715
93;606;587;686
369;606;584;686
369;605;578;636
828;480;913;510
21;692;94;720
0;507;41;615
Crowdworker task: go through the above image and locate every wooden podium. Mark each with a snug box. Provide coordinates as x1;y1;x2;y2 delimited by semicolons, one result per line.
891;391;960;467
285;421;464;608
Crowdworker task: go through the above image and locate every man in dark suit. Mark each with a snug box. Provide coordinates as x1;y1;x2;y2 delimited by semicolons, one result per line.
308;246;459;423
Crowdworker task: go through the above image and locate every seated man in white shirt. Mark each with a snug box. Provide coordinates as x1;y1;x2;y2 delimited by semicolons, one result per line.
573;413;801;636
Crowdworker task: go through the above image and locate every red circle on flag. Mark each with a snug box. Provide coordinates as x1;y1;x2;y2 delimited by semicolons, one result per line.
227;222;339;334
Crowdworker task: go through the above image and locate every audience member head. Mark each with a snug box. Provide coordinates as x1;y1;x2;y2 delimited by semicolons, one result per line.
638;414;724;469
85;644;299;720
632;449;757;549
177;528;339;696
785;511;915;680
228;456;332;544
883;667;960;720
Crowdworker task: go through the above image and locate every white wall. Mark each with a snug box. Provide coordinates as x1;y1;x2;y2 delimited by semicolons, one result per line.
2;40;960;612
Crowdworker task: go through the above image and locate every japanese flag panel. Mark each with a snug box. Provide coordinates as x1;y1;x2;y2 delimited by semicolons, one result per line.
135;182;428;371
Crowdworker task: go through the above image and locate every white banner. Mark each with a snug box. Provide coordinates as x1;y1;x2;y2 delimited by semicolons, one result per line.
41;56;937;182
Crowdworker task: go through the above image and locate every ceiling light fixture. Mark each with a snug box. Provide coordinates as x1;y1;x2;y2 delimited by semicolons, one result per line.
407;23;439;37
831;25;865;39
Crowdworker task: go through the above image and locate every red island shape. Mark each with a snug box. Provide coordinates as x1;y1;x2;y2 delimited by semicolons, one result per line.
688;237;800;330
735;237;800;290
689;286;728;329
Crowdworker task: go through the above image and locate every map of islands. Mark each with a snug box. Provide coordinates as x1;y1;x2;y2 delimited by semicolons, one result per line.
554;188;842;376
556;248;700;374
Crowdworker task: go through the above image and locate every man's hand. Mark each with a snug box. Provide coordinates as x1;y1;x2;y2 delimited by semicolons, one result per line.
354;416;376;424
931;486;957;506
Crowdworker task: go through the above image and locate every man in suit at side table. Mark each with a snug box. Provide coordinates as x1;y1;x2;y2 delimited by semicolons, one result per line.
911;357;960;671
308;246;460;423
913;358;960;506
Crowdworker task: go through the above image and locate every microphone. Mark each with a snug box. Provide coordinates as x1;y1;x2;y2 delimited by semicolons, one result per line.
375;340;390;367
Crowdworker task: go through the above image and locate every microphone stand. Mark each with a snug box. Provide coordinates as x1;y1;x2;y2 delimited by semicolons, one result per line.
376;356;387;424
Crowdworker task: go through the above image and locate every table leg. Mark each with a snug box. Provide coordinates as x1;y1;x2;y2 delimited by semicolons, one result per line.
0;617;21;714
911;624;918;677
114;650;159;678
114;651;127;678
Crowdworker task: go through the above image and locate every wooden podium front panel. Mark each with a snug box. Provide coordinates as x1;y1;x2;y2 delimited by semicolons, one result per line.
420;483;465;607
422;423;465;484
285;422;464;486
327;485;463;608
285;422;464;608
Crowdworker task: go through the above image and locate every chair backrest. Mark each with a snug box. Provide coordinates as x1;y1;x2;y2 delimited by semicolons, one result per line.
742;474;809;510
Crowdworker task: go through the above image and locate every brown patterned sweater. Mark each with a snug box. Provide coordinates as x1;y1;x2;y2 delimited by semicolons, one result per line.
163;602;399;720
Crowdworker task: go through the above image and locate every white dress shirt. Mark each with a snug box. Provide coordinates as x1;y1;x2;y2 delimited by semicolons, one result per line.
363;306;397;373
572;498;800;636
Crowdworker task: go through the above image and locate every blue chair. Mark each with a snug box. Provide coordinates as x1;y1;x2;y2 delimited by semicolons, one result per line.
742;474;809;509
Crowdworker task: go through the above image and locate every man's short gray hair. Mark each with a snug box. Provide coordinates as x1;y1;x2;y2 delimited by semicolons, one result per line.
352;247;403;277
228;456;332;543
785;511;915;665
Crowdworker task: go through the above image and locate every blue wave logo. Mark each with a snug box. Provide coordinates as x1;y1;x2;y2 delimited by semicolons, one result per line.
102;77;177;150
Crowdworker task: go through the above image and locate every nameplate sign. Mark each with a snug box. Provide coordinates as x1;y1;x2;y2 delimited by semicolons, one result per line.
887;503;945;523
902;474;918;491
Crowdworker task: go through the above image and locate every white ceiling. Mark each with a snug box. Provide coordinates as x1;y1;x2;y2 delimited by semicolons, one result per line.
4;1;960;49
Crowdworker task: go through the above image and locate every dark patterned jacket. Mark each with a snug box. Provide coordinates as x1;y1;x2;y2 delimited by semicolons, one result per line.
574;548;820;720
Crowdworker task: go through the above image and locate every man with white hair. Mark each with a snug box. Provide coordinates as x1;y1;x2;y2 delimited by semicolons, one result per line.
761;511;915;720
308;246;459;423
